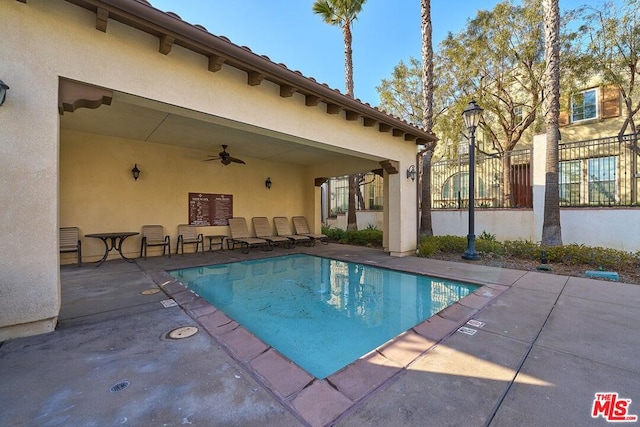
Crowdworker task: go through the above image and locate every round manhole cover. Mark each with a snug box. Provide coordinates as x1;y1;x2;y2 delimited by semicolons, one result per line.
167;326;199;339
140;288;160;295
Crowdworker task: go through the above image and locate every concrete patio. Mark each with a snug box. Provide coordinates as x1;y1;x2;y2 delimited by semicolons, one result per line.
1;244;638;426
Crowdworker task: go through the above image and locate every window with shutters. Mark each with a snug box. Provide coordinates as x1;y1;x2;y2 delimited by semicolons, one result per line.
571;88;598;122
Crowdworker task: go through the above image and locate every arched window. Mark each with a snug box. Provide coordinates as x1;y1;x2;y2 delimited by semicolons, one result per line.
441;172;486;199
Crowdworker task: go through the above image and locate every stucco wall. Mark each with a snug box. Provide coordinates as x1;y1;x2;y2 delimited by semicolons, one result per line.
59;129;308;263
1;1;420;339
432;134;640;252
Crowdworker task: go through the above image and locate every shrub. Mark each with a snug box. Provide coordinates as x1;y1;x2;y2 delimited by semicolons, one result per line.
321;226;382;247
419;235;638;272
343;229;383;247
416;235;467;256
503;239;540;259
321;225;345;242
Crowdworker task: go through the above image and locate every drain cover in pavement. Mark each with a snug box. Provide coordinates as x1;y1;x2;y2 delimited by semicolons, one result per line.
167;326;199;339
140;288;160;295
161;299;177;308
110;380;130;392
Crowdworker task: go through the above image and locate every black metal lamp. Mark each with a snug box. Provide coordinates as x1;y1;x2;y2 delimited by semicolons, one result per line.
265;177;272;189
0;80;9;106
131;163;141;181
461;100;483;261
406;165;417;182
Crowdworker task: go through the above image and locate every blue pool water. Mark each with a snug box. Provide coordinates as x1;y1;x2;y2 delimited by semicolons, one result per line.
170;254;478;379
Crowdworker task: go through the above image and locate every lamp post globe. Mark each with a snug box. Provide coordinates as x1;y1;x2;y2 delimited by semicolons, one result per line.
462;100;483;260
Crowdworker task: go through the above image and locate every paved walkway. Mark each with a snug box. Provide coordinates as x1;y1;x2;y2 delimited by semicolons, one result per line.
1;244;638;426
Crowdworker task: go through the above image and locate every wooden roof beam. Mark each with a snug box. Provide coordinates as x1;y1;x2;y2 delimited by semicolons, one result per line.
363;117;376;127
345;111;359;121
208;55;225;72
379;160;399;175
326;103;340;114
58;78;113;115
305;95;320;106
379;123;391;133
280;84;296;98
247;71;265;86
159;34;174;55
96;7;108;32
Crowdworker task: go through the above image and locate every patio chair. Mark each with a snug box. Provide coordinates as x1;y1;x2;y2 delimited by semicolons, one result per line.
292;216;329;245
227;217;270;254
60;226;82;266
273;217;312;247
140;225;170;259
176;224;204;255
252;217;292;249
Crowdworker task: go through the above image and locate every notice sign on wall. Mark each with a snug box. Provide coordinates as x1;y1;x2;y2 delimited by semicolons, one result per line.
188;193;233;226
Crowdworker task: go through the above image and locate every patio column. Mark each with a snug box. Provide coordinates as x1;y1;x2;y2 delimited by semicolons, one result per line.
384;167;417;257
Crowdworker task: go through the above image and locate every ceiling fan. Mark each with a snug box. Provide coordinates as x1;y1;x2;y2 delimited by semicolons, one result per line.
205;145;246;165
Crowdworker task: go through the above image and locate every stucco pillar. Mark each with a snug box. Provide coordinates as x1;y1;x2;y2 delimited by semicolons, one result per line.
0;57;60;339
386;168;417;257
304;180;323;234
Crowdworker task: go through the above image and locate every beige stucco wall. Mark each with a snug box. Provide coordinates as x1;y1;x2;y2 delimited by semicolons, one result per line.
59;129;308;263
1;1;419;339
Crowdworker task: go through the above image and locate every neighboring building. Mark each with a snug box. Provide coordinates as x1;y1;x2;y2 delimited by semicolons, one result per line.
432;82;632;210
0;0;436;340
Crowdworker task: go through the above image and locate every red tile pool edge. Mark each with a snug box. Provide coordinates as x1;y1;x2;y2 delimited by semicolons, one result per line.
150;270;507;426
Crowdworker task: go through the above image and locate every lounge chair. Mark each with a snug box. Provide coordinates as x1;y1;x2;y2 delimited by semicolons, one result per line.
292;216;329;245
176;224;204;255
252;217;292;249
140;225;170;259
227;217;270;254
273;217;311;247
60;227;82;266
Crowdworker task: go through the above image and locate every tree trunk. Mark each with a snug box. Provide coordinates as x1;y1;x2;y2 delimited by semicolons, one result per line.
419;0;434;238
541;0;563;246
347;174;358;231
343;20;354;98
355;173;365;209
501;154;513;208
419;150;434;237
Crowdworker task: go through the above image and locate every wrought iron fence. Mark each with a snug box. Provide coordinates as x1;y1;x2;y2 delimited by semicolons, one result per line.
431;147;533;209
431;134;640;209
559;134;639;207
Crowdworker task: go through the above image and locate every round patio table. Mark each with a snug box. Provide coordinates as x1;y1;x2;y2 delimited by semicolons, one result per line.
85;232;139;267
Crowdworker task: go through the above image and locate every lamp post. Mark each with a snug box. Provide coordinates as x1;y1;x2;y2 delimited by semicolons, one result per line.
462;100;483;260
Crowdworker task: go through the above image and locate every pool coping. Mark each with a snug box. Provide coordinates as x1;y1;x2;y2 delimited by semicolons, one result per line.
149;268;508;427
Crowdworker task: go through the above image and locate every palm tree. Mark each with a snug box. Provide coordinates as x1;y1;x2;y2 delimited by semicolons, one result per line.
419;0;437;238
541;0;563;246
313;0;367;231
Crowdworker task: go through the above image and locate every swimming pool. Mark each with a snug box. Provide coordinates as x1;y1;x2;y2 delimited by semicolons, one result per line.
170;254;478;379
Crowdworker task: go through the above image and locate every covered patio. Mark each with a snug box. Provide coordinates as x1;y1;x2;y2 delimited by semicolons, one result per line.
1;0;436;340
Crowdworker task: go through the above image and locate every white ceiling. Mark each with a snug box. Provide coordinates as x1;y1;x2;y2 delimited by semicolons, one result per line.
59;91;383;169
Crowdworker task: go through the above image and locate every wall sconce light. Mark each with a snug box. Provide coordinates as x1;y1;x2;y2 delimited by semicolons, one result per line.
406;165;417;182
131;163;141;181
265;177;272;189
0;80;9;106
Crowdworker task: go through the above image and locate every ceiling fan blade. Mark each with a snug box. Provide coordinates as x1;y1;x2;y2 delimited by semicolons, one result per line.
229;157;246;164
